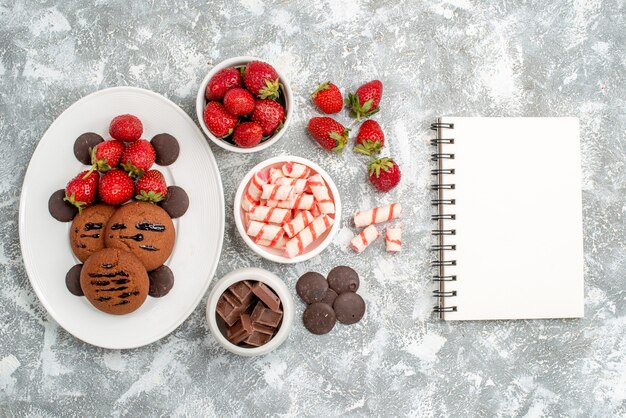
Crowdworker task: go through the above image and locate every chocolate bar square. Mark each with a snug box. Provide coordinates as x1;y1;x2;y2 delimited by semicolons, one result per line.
216;290;243;327
244;323;275;347
226;314;252;345
251;282;281;312
228;281;255;307
250;301;283;328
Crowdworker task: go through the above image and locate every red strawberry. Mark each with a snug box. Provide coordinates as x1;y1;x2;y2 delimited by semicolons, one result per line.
205;67;243;101
355;120;385;155
346;80;383;121
223;87;255;116
368;157;401;192
90;140;125;172
64;170;99;211
243;61;280;100
251;99;284;136
311;82;343;114
203;102;239;138
233;122;263;148
307;117;350;152
135;169;167;203
120;139;156;177
109;114;143;142
99;169;135;205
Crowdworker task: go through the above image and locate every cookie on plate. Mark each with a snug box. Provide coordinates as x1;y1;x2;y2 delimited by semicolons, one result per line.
69;204;117;262
104;201;175;271
80;248;149;315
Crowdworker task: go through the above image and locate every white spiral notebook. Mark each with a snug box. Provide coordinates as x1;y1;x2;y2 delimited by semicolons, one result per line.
431;117;584;320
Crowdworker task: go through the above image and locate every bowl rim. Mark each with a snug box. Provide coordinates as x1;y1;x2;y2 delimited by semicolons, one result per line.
233;155;342;264
205;267;294;357
195;56;292;154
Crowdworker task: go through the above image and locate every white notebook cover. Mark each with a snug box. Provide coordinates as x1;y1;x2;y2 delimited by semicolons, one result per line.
436;117;584;320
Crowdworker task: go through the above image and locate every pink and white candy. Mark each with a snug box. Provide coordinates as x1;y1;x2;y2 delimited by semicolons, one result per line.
282;162;311;179
242;171;268;212
269;167;284;183
261;184;296;201
283;210;314;238
354;203;402;228
249;206;292;224
350;225;380;253
266;193;315;210
246;221;285;246
275;177;307;193
257;235;288;249
285;215;334;258
385;227;402;252
308;174;335;214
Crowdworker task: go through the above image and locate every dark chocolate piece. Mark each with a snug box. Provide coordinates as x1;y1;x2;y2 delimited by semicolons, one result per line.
65;264;84;296
74;132;104;165
333;292;365;325
151;133;180;166
251;282;281;312
250;301;283;328
228;280;255;308
49;189;78;222
148;265;175;297
244;323;275;347
216;290;243;326
296;272;328;304
159;186;189;219
303;303;336;335
327;266;360;294
320;288;338;307
226;313;253;345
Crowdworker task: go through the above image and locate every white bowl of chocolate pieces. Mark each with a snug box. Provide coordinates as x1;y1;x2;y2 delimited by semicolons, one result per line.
206;267;294;356
296;266;366;334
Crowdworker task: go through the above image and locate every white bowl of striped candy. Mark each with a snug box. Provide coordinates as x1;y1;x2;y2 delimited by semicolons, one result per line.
234;156;341;264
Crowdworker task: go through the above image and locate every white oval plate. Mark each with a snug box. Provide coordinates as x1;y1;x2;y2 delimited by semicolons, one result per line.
19;87;224;349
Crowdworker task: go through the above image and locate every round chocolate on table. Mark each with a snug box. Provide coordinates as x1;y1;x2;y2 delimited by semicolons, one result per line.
151;133;180;166
303;302;336;335
48;189;78;222
333;292;365;325
148;265;175;297
319;288;338;306
327;266;359;294
74;132;104;165
296;272;328;304
159;186;189;218
65;264;84;296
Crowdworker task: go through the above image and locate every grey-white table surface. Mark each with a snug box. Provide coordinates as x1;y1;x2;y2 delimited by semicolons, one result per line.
1;0;625;416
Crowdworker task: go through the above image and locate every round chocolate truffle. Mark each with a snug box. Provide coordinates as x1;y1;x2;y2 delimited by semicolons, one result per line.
320;288;338;306
151;133;180;166
49;189;78;222
333;292;365;325
65;264;84;296
327;266;359;294
159;186;189;218
148;265;175;297
74;132;104;165
303;302;336;335
296;272;328;304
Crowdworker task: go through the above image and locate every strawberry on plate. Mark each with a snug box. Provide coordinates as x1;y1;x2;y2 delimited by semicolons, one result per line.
311;82;343;114
64;170;99;211
233;122;263;148
203;102;239;138
243;61;280;100
223;87;255;116
355;120;385;156
251;99;284;136
205;67;243;101
135;169;167;203
109;114;143;142
346;80;383;121
91;139;125;172
368;157;401;192
307;117;349;152
120;139;156;177
99;169;135;205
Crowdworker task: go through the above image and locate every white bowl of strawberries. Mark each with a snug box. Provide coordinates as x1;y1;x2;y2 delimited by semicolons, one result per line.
196;57;292;153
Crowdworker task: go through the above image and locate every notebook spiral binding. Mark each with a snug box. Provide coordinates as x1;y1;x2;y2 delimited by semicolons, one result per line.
430;121;457;318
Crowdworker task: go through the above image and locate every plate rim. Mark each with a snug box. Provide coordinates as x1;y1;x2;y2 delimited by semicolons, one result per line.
18;86;225;349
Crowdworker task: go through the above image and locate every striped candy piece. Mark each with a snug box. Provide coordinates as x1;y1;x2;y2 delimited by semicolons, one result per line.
266;193;315;210
354;203;402;228
242;171;268;212
246;221;285;246
385;227;402;252
249;206;292;224
285;215;334;258
282;162;311;179
261;184;296;201
350;225;380;253
283;210;315;238
308;174;335;214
